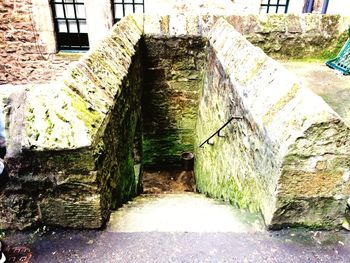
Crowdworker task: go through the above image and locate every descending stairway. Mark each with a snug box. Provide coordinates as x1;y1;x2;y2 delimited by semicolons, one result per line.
107;193;264;233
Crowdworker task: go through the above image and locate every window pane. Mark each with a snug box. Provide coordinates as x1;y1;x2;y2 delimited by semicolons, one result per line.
55;4;64;18
115;4;124;19
277;7;286;13
76;4;86;18
124;0;133;3
135;0;143;4
68;20;78;33
260;6;268;13
135;5;143;13
64;4;75;18
79;20;88;33
125;4;133;16
58;20;67;32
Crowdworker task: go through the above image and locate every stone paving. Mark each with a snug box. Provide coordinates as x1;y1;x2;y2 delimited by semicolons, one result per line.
281;60;350;125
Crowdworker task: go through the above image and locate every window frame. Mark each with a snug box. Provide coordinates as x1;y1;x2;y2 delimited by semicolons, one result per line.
260;0;290;14
112;0;145;24
51;0;89;51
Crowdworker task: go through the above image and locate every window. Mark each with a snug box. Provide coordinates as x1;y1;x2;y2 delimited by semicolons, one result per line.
113;0;144;23
260;0;290;14
51;0;89;50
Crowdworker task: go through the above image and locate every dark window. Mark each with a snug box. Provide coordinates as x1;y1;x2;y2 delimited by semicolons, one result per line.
51;0;89;50
260;0;290;13
113;0;144;24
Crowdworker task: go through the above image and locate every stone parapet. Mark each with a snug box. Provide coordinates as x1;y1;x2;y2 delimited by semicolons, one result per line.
195;18;350;228
0;15;143;229
199;14;350;59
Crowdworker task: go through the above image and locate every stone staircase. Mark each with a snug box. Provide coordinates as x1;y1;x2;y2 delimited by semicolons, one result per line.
107;193;264;233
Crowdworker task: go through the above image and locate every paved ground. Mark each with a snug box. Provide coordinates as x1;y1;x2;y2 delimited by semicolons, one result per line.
3;226;350;262
281;60;350;125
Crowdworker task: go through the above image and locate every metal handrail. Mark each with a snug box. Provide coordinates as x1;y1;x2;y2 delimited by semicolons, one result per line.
199;116;243;148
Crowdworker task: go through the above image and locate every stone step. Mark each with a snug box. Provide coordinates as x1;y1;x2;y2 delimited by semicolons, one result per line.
107;193;264;233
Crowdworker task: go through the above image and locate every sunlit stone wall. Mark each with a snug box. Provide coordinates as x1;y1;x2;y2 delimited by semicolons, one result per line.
195;18;350;229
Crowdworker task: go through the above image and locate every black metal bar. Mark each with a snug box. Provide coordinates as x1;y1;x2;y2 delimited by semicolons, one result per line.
72;0;81;48
199;116;243;148
61;2;69;33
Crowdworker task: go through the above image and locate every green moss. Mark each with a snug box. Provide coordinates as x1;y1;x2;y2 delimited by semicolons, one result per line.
56;52;83;60
314;32;348;60
65;88;102;132
195;159;262;213
143;130;194;167
282;31;349;61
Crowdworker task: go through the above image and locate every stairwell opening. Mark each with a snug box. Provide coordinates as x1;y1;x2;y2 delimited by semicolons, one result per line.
139;34;206;195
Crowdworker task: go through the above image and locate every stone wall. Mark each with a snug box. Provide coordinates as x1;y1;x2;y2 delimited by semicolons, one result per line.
0;0;75;85
195;18;350;229
0;15;144;229
200;14;350;59
1;12;350;230
142;15;206;168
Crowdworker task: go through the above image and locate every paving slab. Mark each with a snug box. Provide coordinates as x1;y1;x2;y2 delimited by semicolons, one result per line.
281;60;350;125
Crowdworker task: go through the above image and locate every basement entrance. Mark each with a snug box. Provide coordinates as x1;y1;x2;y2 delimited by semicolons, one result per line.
107;169;264;232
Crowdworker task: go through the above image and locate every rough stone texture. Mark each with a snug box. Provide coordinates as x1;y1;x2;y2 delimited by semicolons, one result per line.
142;15;207;168
0;0;76;85
1;12;350;230
199;14;350;59
194;18;350;229
0;15;144;229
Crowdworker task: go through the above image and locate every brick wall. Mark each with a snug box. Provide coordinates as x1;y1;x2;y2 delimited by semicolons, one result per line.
0;0;76;85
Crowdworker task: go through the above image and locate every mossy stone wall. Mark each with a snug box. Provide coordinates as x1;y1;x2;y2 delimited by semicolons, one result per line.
195;18;350;229
0;15;144;229
200;14;350;60
142;36;206;168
